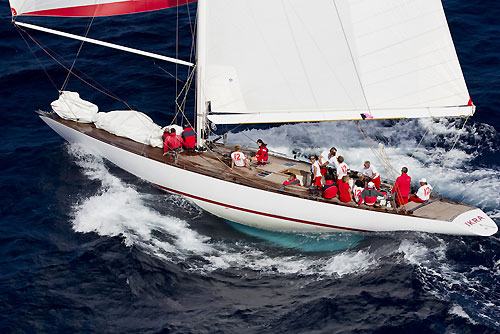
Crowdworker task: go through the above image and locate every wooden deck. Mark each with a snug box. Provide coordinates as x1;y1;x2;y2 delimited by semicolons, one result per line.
52;113;474;222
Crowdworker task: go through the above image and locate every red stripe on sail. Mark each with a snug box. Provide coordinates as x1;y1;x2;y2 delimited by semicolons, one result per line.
20;0;196;17
467;97;473;106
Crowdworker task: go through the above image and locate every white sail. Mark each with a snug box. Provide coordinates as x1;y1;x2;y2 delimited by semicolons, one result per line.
202;0;473;124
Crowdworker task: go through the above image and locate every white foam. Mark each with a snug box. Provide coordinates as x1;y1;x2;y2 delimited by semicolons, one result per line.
67;143;213;260
397;235;500;328
449;304;477;324
321;250;376;277
397;238;447;266
202;248;376;277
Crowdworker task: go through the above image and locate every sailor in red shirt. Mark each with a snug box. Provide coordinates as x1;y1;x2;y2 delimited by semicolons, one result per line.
283;173;300;186
392;167;411;206
359;182;387;206
322;174;338;199
181;126;196;151
163;128;183;155
338;175;353;202
250;139;268;165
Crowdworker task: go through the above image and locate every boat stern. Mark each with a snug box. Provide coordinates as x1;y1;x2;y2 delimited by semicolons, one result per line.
452;208;498;236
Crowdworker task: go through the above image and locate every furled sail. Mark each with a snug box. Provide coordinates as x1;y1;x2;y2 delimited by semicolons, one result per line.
201;0;474;124
10;0;195;17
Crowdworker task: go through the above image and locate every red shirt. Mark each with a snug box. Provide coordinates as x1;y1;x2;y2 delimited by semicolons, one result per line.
164;133;182;152
181;127;196;149
256;145;268;162
322;180;338;199
283;178;300;186
338;181;351;202
392;173;411;197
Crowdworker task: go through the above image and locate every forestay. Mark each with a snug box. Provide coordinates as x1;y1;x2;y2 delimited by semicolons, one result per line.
202;0;474;124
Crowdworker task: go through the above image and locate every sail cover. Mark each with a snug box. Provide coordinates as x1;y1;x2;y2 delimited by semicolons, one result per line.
202;0;474;124
10;0;195;17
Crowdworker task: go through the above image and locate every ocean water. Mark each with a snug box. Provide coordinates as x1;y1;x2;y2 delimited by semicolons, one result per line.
1;1;500;333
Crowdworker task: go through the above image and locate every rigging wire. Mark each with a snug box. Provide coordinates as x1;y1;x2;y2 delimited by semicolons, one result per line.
409;122;432;160
15;25;59;92
354;121;406;209
61;15;96;91
428;115;471;197
331;0;372;117
170;64;197;126
355;121;398;181
166;1;197;127
16;24;132;110
154;62;196;92
174;0;179;125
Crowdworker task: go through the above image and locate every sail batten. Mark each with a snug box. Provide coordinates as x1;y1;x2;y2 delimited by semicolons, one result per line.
202;0;471;124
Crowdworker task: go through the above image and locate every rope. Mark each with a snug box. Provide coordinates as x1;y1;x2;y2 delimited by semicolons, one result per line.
355;121;398;180
409;122;432;160
61;15;96;91
428;115;471;196
174;0;179;125
355;121;405;210
332;0;372;117
170;64;197;126
17;25;132;110
36;37;127;106
15;25;58;92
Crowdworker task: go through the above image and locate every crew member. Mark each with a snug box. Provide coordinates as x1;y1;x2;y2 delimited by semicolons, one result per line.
322;174;338;199
392;167;411;206
336;156;350;184
361;161;381;190
230;145;249;169
338;175;353;203
163;128;183;155
319;147;337;176
250;139;268;164
283;173;300;186
310;155;322;189
410;178;433;203
359;182;387;206
181;126;196;151
352;179;365;204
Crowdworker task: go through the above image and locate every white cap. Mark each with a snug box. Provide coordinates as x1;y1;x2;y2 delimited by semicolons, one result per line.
419;178;427;183
368;181;375;188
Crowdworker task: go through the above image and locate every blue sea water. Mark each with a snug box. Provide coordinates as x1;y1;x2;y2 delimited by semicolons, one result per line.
1;1;500;333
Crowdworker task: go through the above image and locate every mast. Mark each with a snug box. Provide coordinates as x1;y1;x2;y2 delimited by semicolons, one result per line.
195;0;207;148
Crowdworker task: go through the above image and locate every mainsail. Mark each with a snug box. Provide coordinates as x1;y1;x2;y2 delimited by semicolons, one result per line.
199;0;474;124
10;0;196;17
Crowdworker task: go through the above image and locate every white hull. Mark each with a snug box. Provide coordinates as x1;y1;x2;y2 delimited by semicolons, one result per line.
41;116;498;237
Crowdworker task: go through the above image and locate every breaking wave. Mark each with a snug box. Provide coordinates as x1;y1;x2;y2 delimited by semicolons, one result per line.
397;235;500;328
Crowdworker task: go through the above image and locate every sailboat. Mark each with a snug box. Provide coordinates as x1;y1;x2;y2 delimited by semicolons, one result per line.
9;0;498;236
